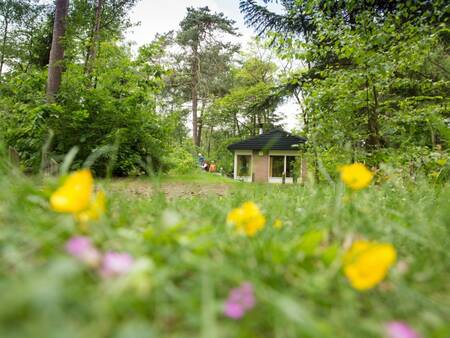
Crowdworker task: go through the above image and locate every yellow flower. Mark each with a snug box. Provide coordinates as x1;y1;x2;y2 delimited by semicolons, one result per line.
273;219;283;229
75;190;106;223
50;169;106;225
339;163;374;190
343;240;397;291
227;202;266;237
50;169;94;213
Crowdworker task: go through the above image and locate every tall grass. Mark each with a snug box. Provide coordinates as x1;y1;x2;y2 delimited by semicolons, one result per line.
0;163;449;338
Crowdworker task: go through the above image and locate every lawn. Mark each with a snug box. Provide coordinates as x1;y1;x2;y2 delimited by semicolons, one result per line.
0;167;449;338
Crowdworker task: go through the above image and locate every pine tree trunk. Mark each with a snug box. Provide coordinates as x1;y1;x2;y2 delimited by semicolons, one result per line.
197;98;206;147
207;125;213;157
46;0;69;102
198;117;203;147
0;18;9;76
85;0;103;76
191;44;200;147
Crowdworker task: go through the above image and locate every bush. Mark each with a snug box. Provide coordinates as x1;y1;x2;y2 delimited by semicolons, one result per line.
164;145;198;175
0;44;169;176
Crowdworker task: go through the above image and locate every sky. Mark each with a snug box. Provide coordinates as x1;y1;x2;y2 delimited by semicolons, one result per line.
125;0;301;131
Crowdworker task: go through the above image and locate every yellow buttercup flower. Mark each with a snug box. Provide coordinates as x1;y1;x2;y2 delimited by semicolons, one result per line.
75;190;106;223
340;163;374;190
50;169;106;225
343;240;397;291
227;202;266;237
50;169;94;213
273;219;283;229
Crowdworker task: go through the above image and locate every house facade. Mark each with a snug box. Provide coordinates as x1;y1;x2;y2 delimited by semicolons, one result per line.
228;129;307;183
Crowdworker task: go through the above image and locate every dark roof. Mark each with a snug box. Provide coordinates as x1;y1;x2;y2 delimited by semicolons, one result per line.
228;129;306;151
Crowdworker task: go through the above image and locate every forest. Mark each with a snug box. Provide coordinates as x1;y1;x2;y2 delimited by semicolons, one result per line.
1;0;447;178
0;1;449;338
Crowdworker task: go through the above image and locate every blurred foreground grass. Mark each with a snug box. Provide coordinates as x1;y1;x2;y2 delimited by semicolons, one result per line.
0;166;449;338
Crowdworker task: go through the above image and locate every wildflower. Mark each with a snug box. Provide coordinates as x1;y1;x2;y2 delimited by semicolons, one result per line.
343;240;396;290
75;190;106;223
224;282;256;319
339;163;374;190
386;321;422;338
227;202;266;237
100;252;134;278
65;236;101;267
50;169;94;213
50;169;106;223
273;219;283;229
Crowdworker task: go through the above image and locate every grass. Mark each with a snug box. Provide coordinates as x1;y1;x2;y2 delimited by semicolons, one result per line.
0;165;449;338
157;170;235;184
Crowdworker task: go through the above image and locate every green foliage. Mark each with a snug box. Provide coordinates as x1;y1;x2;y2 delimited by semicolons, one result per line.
170;7;240;147
0;41;169;176
0;0;172;177
241;0;449;180
177;6;238;46
304;16;449;176
214;49;284;137
164;145;197;175
0;69;48;170
0;0;50;74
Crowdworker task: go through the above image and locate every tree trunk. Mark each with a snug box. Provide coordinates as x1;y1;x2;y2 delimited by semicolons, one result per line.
197;98;206;147
207;125;213;157
257;113;262;132
198;117;203;147
294;90;308;132
85;0;103;76
46;0;69;102
0;18;9;77
191;44;200;147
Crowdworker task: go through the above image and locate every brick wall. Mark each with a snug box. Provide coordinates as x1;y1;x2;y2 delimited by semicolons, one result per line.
253;151;269;182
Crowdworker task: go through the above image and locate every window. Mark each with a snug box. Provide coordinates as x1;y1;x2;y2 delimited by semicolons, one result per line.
286;156;296;178
237;155;251;176
270;156;284;177
270;155;298;178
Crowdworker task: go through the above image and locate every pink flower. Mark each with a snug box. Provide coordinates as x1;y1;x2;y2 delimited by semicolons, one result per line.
100;251;134;278
224;282;256;319
65;236;100;267
386;321;422;338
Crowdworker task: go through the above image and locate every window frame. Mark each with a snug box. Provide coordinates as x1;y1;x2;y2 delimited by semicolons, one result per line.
237;154;252;177
269;155;285;178
269;153;299;183
233;150;253;182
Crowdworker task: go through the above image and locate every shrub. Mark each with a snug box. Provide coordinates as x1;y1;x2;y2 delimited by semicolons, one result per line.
0;44;169;176
165;145;197;175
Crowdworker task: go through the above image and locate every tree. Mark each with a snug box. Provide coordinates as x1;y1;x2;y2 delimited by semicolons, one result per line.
0;0;37;76
214;51;283;137
84;0;103;76
177;6;238;147
82;0;138;79
1;0;174;176
239;0;449;176
46;0;69;102
0;0;17;76
194;47;286;173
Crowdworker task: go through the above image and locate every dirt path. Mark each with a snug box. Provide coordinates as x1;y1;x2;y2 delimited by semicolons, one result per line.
106;179;231;199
